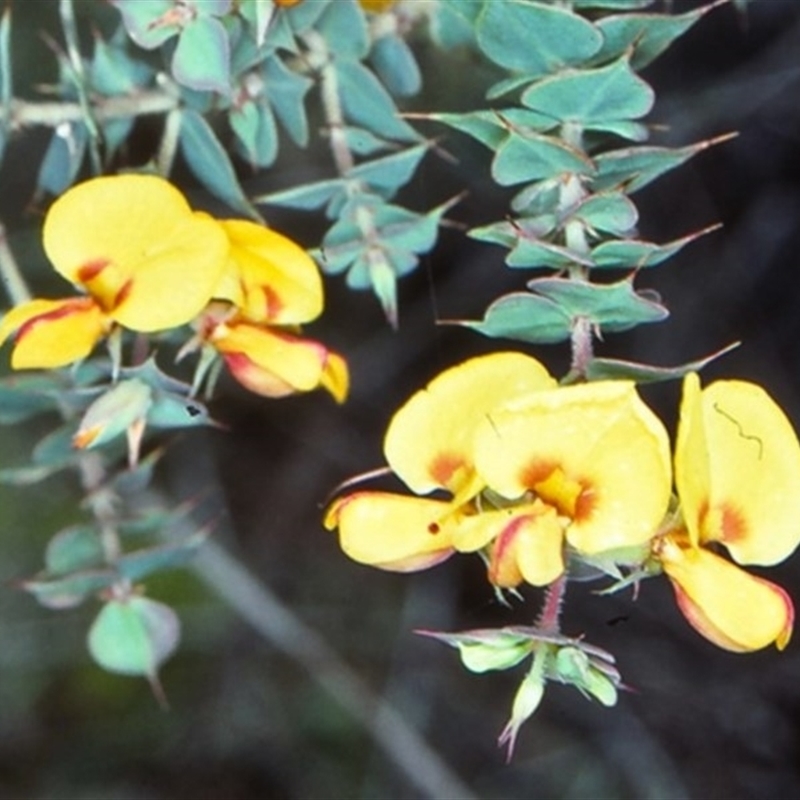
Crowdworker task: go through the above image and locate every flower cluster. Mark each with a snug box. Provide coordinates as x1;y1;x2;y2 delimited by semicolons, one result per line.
0;175;347;403
325;353;800;652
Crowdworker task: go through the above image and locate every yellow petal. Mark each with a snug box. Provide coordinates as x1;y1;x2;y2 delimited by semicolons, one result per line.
324;491;456;571
43;175;228;331
216;220;323;325
212;322;330;398
485;505;565;588
319;351;349;404
475;381;672;554
660;538;793;652
0;297;107;369
674;372;708;548
384;352;556;497
698;379;800;566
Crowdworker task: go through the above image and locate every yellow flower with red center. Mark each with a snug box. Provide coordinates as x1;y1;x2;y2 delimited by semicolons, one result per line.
470;380;672;587
655;373;800;651
325;352;558;571
198;219;348;402
0;175;228;369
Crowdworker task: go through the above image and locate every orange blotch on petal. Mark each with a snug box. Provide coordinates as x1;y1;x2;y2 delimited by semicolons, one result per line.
76;258;111;283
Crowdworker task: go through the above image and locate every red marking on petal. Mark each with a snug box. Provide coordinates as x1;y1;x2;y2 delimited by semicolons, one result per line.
77;259;111;283
262;286;284;320
16;298;97;342
574;482;597;522
488;515;529;587
718;503;747;544
429;452;462;487
112;279;133;311
520;460;558;487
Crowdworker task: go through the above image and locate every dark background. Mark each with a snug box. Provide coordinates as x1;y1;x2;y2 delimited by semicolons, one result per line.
2;1;800;798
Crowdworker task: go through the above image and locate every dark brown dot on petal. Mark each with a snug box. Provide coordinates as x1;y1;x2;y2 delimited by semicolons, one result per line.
428;522;440;534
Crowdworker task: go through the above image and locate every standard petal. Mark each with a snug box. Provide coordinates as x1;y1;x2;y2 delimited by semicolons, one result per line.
0;297;107;369
212;322;330;397
43;176;228;330
674;372;709;548
324;491;456;571
660;539;793;652
475;381;672;554
384;352;556;497
216;220;323;325
699;379;800;566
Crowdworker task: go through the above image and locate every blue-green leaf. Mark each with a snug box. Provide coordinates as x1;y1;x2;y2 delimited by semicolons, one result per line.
348;143;430;192
584;342;740;383
179;108;262;220
23;569;117;610
570;192;639;237
254;177;346;212
343;126;393;156
521;56;654;126
88;597;180;678
112;0;176;49
172;15;231;94
370;33;421;97
263;54;312;147
451;291;572;344
476;0;602;77
492;131;594;185
91;30;155;96
45;525;104;576
528;277;668;333
32;424;78;468
316;0;369;60
592;134;735;193
335;60;419;142
594;7;711;70
116;531;209;582
36;122;88;196
230;99;278;167
591;224;720;270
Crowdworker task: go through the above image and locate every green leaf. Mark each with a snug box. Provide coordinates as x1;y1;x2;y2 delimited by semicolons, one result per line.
348;143;430;193
0;464;68;486
36;122;88;196
450;291;572;344
316;0;369;59
570;192;639;237
528;277;668;333
0;373;58;423
521;57;654;128
254;177;346;213
263;54;313;147
584;342;740;383
457;640;533;673
172;15;231;93
476;1;602;77
370;33;421;97
22;569;117;610
591;224;721;270
492;130;594;185
342;126;393;156
112;0;177;49
179;108;262;220
426;108;555;150
45;525;104;576
594;7;711;70
91;31;155;96
335;60;419;142
32;424;78;467
88;597;180;678
147;392;214;429
592;134;735;193
283;0;331;33
75;379;153;450
116;531;209;582
428;0;478;49
573;0;654;7
230;99;278;167
111;448;164;496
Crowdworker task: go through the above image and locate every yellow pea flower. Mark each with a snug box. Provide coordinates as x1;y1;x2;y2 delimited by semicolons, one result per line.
197;219;348;402
359;0;396;12
325;352;558;572
656;373;800;651
0;175;228;369
472;381;672;587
